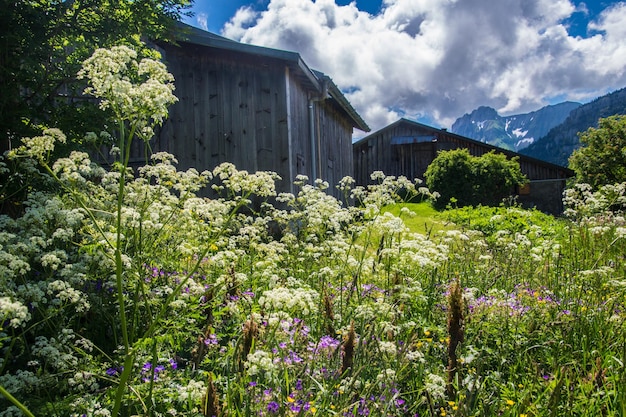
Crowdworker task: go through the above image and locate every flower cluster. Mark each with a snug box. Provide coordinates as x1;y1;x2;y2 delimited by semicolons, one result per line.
258;286;319;316
77;45;177;138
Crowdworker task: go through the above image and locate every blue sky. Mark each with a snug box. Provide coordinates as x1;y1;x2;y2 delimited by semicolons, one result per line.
185;1;383;32
183;1;626;134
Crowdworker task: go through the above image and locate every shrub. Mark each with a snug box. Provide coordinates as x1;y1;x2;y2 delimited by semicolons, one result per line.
424;149;527;209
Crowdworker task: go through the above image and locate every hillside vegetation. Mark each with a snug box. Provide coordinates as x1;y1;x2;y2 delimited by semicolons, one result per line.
521;87;626;166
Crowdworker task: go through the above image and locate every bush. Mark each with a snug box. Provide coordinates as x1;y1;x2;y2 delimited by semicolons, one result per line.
424;149;527;209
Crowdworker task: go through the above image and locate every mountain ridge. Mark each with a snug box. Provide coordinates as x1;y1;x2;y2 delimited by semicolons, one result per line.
451;102;581;152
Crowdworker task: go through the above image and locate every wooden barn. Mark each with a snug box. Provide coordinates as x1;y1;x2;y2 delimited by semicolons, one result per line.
149;24;369;197
353;118;574;213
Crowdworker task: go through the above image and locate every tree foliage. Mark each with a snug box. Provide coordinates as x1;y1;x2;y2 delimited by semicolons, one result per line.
568;115;626;189
0;0;192;153
424;149;527;209
0;0;192;216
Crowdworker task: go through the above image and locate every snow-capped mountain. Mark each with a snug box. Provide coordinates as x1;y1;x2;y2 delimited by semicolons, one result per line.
450;102;581;151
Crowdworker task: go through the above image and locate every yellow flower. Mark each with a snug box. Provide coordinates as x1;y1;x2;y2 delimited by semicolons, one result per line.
287;396;295;403
506;399;515;406
520;414;528;417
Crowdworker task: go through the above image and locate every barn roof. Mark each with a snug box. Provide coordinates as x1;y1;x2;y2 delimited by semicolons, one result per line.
171;23;370;132
354;117;574;176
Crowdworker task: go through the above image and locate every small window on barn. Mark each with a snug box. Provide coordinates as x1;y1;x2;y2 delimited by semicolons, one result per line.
390;135;436;145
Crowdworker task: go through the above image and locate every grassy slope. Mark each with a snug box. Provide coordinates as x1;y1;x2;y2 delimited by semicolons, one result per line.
381;202;450;235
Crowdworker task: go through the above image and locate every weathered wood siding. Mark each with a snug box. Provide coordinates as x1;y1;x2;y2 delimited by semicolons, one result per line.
286;70;311;181
152;42;355;199
284;67;354;196
354;123;438;183
155;44;293;193
317;100;354;189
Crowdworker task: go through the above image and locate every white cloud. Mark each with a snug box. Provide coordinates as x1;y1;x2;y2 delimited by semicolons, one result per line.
221;0;626;132
196;12;209;31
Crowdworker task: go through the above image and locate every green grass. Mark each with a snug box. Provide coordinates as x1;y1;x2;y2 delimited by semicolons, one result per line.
381;201;450;235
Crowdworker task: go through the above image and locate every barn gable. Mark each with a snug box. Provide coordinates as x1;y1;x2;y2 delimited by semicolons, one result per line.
353;118;574;213
151;24;369;197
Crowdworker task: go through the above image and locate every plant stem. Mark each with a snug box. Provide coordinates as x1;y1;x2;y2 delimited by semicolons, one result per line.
0;385;36;417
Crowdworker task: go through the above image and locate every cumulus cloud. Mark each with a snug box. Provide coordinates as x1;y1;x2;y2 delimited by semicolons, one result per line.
222;0;626;133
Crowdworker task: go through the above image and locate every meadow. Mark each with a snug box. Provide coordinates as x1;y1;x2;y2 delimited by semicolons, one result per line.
1;46;625;417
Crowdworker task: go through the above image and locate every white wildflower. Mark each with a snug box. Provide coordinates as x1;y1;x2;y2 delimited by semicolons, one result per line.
424;373;446;399
245;349;276;378
47;280;90;312
406;349;425;363
0;370;41;394
8;128;66;162
376;368;396;382
177;379;206;402
0;297;31;328
258;286;319;316
40;250;67;270
78;45;177;140
378;341;397;355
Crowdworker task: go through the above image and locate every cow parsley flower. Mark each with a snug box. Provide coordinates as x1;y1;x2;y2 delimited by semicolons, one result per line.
8;128;66;163
245;349;277;379
0;297;31;328
177;379;206;402
424;373;446;399
47;280;90;312
258;286;319;316
77;45;177;141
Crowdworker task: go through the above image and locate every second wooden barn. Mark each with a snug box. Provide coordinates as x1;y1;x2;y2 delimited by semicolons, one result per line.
151;24;369;197
353;118;574;213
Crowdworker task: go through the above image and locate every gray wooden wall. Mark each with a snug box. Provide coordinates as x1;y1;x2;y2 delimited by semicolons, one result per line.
156;44;293;194
156;43;354;199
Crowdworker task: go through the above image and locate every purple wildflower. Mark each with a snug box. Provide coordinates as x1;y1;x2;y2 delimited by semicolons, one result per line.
267;401;280;414
204;334;219;345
